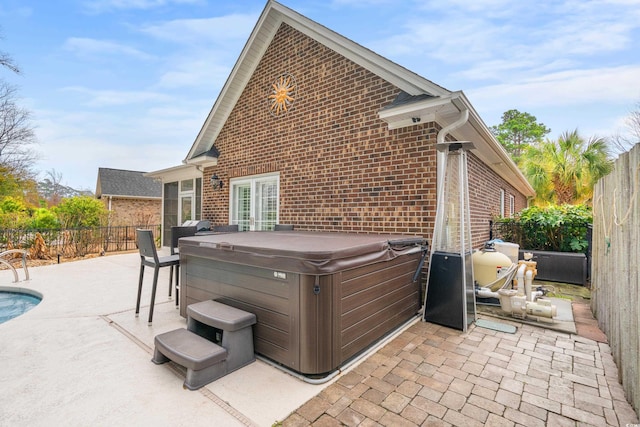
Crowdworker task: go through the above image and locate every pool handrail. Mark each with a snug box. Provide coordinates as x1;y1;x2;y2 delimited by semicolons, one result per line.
0;250;30;282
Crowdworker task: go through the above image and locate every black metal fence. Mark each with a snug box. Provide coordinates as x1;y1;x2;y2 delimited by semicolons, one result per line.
0;225;161;258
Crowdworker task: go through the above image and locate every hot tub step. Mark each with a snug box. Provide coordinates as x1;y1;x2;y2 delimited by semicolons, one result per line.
152;328;228;390
186;300;256;374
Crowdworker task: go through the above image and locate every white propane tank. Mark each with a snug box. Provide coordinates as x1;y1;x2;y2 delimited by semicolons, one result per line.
472;243;513;287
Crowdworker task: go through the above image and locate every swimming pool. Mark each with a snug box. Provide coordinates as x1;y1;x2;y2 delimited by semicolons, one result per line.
0;289;42;324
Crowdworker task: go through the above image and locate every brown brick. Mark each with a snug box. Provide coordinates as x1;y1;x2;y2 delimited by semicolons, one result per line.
336;407;366;427
282;412;310;427
448;378;473;397
460;402;489;423
364;376;396;395
410;395;447;419
561;404;606;426
396;380;421;398
519;401;548;421
379;411;418;427
422;415;451;426
503;408;546;427
499;377;523;395
362;388;386;405
439;390;466;411
326;396;352;418
484;413;515;427
296;396;331;422
351;398;386;421
546;412;577;427
495;389;521;409
443;409;484;427
467;394;505;416
400;403;428;425
381;391;411;414
313;414;344;427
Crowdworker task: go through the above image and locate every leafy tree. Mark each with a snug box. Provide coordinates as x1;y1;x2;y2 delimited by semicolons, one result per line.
0;35;39;201
54;196;108;228
0;195;30;228
520;130;613;205
491;109;551;162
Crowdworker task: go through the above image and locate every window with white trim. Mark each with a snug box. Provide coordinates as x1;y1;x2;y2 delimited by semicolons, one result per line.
508;194;515;218
230;173;279;231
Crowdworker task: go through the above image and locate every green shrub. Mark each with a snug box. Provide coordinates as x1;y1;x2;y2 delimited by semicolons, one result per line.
30;208;60;230
0;196;31;229
494;204;591;252
54;196;108;228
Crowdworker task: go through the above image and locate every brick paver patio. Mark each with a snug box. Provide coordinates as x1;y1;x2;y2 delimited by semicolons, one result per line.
282;303;638;427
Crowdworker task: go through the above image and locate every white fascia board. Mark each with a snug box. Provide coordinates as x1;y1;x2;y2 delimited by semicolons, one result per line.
185;155;218;168
144;164;202;183
186;4;280;161
378;96;455;129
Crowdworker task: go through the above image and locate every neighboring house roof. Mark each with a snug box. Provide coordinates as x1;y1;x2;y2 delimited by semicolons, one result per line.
184;0;534;197
96;168;162;199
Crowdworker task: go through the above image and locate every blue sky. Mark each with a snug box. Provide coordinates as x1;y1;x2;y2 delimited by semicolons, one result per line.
1;0;639;191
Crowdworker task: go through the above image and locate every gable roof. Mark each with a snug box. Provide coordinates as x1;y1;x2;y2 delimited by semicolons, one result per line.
185;0;534;197
96;168;162;199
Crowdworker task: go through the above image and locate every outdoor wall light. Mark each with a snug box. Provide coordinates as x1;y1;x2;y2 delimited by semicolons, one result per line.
210;174;224;190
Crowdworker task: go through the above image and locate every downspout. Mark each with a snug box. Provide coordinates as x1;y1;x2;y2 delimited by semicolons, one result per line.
432;108;469;251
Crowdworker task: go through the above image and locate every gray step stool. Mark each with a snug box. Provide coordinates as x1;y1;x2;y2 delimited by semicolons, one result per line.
152;300;256;390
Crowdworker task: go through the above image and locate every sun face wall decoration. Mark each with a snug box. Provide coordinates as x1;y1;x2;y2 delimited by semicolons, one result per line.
268;73;296;116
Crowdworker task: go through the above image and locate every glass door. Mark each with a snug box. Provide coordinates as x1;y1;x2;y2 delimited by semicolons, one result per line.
230;174;279;231
232;184;252;231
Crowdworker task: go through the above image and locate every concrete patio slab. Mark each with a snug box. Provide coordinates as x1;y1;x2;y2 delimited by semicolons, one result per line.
0;253;331;426
1;252;637;427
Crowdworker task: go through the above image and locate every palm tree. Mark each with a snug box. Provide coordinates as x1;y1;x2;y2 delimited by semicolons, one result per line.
520;130;613;205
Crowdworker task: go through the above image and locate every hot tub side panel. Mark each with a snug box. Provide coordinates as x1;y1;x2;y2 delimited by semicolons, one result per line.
337;253;422;364
298;274;335;375
179;243;422;375
180;250;303;372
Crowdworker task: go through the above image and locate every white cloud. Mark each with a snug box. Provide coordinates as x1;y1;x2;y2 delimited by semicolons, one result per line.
60;86;172;107
32;100;205;189
330;0;398;6
156;58;230;89
139;14;257;45
82;0;204;14
63;37;155;60
0;5;32;18
468;65;640;108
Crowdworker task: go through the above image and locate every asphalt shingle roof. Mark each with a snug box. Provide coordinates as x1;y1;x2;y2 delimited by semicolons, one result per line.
96;168;161;199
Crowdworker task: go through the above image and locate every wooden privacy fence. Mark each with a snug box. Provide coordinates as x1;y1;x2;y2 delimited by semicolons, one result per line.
592;143;640;416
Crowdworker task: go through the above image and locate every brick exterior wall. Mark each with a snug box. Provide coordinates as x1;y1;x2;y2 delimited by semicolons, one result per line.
101;197;161;226
202;23;527;248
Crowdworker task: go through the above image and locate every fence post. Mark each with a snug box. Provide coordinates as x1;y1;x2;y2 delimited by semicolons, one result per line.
489;220;493;241
586;224;592;282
